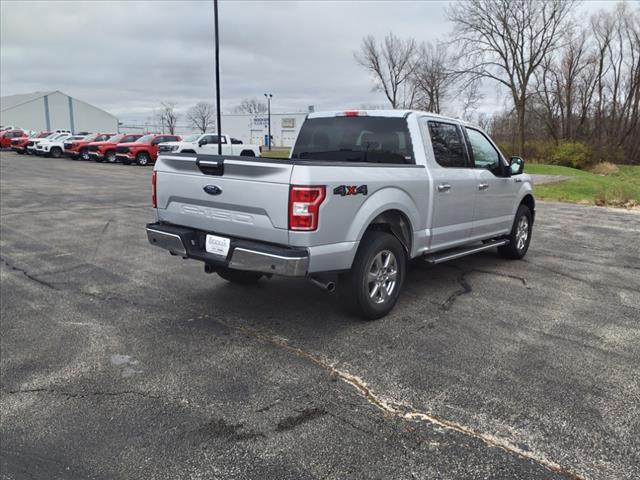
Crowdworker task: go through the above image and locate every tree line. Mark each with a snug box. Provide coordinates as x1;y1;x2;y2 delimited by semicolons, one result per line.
355;0;640;164
152;98;268;134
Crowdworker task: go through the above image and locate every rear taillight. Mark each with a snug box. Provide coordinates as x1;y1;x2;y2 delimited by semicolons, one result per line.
289;186;326;231
152;171;157;208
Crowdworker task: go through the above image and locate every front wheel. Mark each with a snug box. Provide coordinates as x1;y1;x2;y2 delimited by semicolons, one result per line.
136;152;150;166
80;148;90;161
105;150;116;163
50;147;62;158
339;231;405;320
216;267;263;284
498;205;532;259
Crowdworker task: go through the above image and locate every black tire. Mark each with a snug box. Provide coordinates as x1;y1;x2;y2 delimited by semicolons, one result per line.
80;148;90;161
498;204;533;259
105;150;116;163
136;152;150;166
339;231;406;320
216;267;263;284
50;147;62;158
16;150;24;155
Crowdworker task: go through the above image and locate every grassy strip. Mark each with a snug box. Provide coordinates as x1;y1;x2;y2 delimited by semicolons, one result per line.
525;164;639;208
261;149;290;159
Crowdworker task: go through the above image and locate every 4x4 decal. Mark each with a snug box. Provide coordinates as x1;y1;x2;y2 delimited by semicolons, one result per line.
333;185;368;196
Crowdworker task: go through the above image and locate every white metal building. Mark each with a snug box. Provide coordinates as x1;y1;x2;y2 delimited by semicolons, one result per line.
219;113;307;147
0;91;119;134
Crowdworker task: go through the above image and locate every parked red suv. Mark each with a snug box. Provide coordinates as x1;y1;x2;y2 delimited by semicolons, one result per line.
115;134;181;166
11;131;51;154
88;133;144;163
1;130;28;149
64;133;115;160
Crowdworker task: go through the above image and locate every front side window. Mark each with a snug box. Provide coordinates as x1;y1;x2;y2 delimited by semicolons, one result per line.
426;121;467;168
465;128;501;173
202;135;225;144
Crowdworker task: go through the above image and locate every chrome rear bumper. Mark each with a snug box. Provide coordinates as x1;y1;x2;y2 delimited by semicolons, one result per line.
146;222;309;277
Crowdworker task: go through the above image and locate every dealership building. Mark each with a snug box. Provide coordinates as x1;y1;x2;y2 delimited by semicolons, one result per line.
216;113;307;147
0;90;119;134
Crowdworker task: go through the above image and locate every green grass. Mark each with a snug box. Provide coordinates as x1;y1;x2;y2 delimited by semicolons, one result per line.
261;149;290;159
525;164;640;207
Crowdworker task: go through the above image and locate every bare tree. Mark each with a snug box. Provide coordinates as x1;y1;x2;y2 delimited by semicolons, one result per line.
448;0;575;155
355;32;418;108
187;102;215;133
234;98;267;115
157;102;178;134
411;42;456;114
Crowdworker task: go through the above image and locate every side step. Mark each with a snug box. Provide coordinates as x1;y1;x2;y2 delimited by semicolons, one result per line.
424;239;508;265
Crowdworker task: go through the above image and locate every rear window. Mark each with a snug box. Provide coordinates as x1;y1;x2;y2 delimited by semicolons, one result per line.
291;116;414;164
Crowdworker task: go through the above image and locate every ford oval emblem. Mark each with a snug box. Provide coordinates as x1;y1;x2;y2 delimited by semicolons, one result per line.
203;185;222;196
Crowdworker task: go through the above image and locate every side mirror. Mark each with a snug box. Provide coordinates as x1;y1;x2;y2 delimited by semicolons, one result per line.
509;156;524;176
198;139;207;147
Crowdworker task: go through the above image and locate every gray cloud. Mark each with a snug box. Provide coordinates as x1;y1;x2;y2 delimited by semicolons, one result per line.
1;0;616;123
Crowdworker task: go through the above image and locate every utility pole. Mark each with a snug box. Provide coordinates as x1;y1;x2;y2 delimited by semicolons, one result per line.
264;93;272;150
214;0;222;155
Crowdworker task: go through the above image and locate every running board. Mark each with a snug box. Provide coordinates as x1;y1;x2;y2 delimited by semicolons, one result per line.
424;239;508;265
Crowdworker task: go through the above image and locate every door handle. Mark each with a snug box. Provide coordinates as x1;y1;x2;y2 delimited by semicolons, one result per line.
513;178;522;183
437;183;451;192
478;183;489;191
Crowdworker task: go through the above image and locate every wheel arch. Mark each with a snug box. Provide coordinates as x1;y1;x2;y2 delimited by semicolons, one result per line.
520;194;535;223
364;209;413;256
240;149;255;157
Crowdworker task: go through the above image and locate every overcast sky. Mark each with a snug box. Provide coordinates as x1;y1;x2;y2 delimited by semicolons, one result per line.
1;0;618;123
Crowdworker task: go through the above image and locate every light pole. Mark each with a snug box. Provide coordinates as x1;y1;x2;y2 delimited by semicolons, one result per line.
214;0;222;155
264;93;272;150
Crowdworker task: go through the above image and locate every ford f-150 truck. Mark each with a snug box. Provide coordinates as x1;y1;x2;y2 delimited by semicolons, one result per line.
116;134;181;166
88;133;144;163
158;133;261;157
146;110;534;319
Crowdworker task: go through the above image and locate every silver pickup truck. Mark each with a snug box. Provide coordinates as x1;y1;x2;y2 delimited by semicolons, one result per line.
146;110;534;319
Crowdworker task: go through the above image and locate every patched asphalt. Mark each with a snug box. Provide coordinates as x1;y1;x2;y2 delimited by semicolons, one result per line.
1;151;639;480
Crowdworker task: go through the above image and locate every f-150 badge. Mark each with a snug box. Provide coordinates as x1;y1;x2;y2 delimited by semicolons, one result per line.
333;185;368;196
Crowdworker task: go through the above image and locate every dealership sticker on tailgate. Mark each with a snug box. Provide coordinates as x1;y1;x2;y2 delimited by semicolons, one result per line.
205;234;231;257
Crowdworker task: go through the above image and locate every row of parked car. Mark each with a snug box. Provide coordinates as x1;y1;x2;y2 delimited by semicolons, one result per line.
0;127;263;165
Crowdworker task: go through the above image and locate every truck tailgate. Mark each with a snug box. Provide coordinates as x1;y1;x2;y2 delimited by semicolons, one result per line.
155;154;293;245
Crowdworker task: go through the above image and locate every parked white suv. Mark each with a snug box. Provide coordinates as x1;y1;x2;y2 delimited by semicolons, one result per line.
159;133;261;157
36;134;84;158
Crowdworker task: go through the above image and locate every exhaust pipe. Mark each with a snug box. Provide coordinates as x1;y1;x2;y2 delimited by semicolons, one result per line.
309;277;336;293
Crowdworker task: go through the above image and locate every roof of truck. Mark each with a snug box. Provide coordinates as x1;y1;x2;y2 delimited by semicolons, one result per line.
307;110;473;126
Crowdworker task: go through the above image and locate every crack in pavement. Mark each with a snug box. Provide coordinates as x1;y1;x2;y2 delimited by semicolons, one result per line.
208;316;588;480
0;256;58;290
4;387;159;400
441;272;472;311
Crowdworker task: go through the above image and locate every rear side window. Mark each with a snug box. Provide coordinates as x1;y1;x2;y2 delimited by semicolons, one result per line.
426;121;467;168
291;116;414;164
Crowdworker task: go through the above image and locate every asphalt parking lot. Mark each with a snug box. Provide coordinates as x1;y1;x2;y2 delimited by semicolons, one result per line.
1;151;639;480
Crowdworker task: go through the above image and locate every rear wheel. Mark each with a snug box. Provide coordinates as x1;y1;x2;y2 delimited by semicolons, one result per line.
339;231;405;320
498;205;532;259
240;150;255;157
136;152;150;166
216;267;263;284
80;148;90;161
105;150;116;163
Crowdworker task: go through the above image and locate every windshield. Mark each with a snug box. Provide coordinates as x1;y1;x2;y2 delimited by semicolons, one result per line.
183;134;200;142
83;134;98;141
135;135;153;143
291;116;414;164
107;134;125;142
